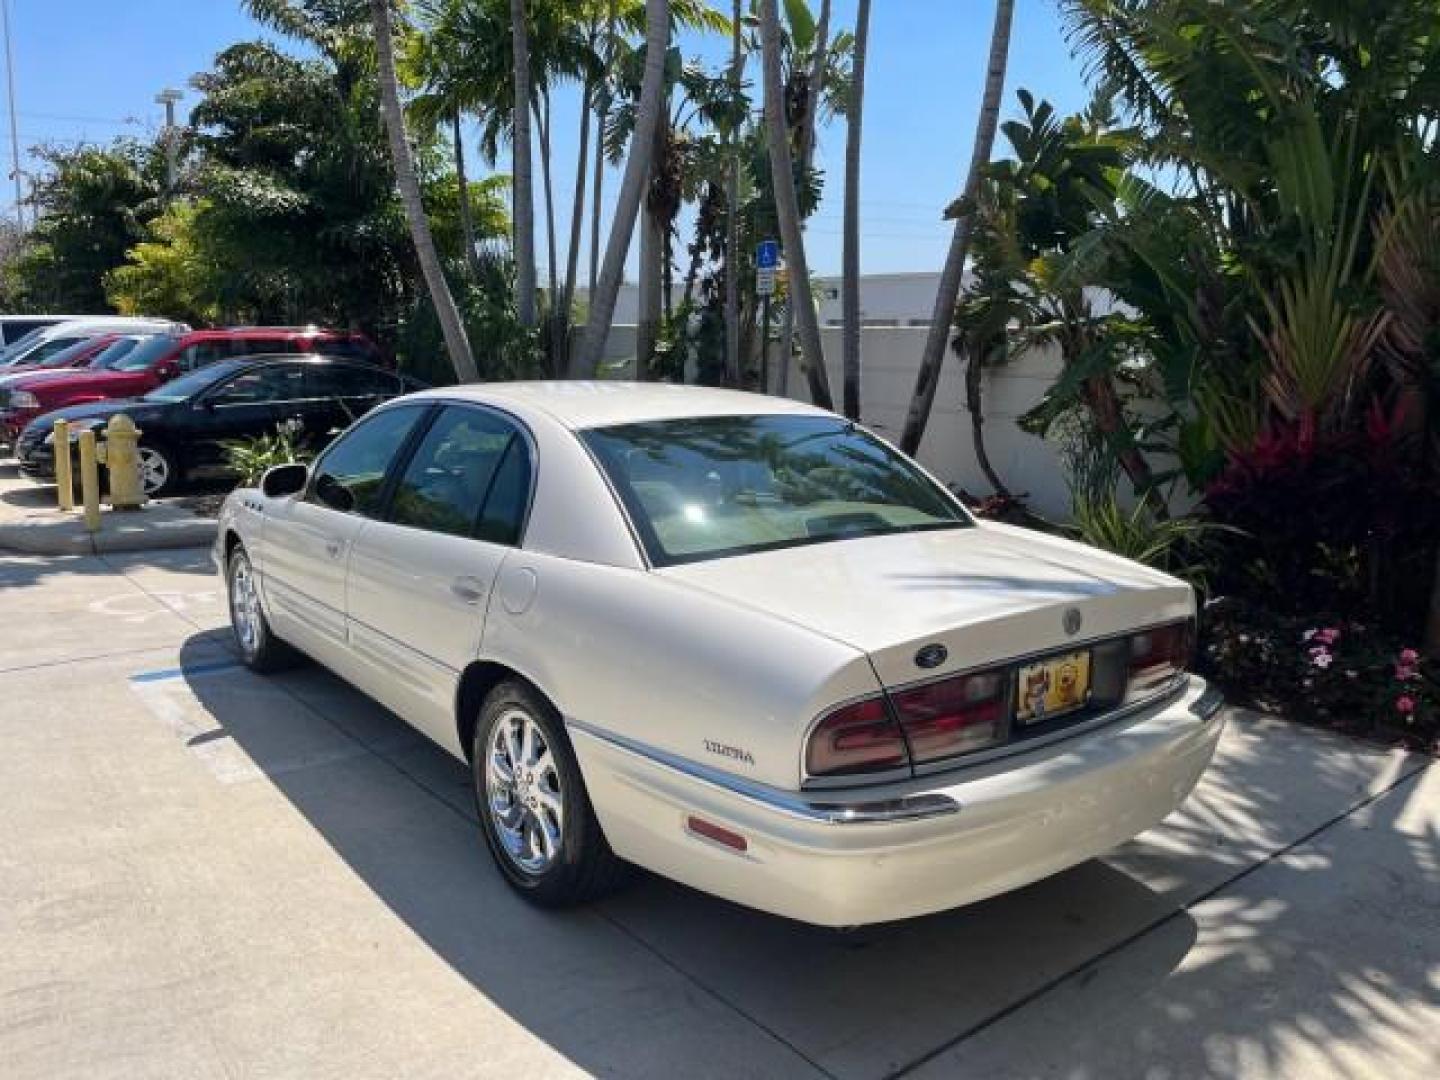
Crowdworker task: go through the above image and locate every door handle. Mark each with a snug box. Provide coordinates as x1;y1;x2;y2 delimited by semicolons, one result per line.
450;576;486;605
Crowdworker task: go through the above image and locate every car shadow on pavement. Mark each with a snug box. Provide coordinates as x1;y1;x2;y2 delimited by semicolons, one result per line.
171;634;1436;1079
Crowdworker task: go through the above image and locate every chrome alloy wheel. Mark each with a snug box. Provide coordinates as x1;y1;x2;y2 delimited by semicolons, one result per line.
137;446;170;495
486;708;565;874
229;555;262;655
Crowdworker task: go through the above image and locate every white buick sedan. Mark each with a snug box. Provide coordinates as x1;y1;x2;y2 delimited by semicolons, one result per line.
216;383;1223;927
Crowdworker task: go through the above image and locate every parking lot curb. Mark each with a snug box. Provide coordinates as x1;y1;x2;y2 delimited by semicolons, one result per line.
0;510;217;556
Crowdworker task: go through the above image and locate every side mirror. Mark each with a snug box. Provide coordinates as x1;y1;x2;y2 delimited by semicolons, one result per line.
260;462;308;499
313;472;355;512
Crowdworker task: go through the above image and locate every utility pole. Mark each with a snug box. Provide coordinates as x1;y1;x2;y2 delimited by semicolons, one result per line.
154;87;182;202
2;0;23;231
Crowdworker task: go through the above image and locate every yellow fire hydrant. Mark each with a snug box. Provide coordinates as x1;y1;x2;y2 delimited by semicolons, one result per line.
104;414;146;510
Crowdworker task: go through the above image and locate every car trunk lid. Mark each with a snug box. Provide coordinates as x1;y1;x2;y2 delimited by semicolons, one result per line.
658;521;1193;688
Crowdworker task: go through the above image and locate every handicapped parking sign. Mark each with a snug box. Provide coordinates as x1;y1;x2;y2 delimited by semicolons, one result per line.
757;239;780;269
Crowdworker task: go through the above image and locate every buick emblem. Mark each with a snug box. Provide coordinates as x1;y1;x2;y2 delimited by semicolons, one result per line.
1062;608;1083;636
914;643;948;669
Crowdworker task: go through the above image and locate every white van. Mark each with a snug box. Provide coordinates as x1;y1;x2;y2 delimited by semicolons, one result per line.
0;317;189;369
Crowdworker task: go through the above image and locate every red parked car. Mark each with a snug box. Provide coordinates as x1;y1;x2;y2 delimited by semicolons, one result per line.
0;327;380;444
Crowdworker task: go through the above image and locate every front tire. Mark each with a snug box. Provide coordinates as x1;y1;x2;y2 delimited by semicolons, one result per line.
227;545;298;672
473;679;628;907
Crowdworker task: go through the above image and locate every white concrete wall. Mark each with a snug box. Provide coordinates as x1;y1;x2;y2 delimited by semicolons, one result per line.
773;328;1074;518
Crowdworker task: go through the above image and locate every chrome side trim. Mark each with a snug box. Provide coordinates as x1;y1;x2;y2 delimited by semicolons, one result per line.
565;718;962;826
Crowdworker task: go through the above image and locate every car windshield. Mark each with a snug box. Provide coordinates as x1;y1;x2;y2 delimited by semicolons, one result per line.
112;334;181;372
582;415;971;566
0;327;46;364
142;361;243;403
87;337;146;370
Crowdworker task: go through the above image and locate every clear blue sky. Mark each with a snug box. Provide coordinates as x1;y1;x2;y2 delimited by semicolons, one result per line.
2;0;1092;277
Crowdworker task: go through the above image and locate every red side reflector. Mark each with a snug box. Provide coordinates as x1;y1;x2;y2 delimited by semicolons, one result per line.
686;815;748;853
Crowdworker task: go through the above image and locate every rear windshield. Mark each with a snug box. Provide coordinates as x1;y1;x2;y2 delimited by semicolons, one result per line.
582;415;970;566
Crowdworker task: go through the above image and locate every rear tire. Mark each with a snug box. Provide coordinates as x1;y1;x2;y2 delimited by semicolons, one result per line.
137;442;178;497
226;545;299;673
473;679;629;907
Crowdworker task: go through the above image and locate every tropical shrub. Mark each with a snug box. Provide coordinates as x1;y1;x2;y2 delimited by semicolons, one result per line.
1202;601;1439;752
223;421;313;487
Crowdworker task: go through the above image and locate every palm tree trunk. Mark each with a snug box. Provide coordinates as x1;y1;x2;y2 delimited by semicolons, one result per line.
453;112;481;279
579;0;671;377
370;0;477;383
590;1;616;300
800;0;831;172
898;0;1014;456
759;0;832;410
723;0;742;388
534;91;561;372
510;0;537;327
637;195;663;376
841;0;870;421
776;0;830;392
562;55;595;362
964;343;1009;496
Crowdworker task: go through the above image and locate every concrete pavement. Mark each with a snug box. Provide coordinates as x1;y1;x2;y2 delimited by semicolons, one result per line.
0;547;1435;1079
0;460;216;555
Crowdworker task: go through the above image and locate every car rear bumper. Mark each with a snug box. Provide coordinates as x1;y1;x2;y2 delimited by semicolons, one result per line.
569;676;1224;927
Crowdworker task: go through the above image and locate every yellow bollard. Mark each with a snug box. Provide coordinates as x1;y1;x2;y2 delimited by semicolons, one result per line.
53;418;74;511
104;414;145;509
77;429;101;534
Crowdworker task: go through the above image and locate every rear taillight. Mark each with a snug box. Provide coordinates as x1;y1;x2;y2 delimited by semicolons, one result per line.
890;670;1008;764
805;696;908;778
1127;620;1193;696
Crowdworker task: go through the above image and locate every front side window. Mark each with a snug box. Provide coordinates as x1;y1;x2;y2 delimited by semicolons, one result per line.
388;406;527;541
308;404;426;515
582;415;970;566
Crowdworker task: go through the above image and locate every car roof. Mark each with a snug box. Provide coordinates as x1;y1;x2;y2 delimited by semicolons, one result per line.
416;381;831;431
180;327;364;341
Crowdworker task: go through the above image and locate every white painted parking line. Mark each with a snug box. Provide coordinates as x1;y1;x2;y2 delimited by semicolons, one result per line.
129;662;373;785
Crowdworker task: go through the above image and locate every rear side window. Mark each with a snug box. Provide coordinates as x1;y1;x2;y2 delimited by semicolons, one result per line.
309;405;426;516
388;406;529;542
305;364;402;400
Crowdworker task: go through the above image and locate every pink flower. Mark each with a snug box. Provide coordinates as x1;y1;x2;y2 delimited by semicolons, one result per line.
1311;650;1334;669
1314;627;1341;646
1395;663;1417;682
1396;695;1416;716
1400;648;1420;665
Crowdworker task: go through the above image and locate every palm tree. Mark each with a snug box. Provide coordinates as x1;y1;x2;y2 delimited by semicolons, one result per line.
723;0;742;387
759;0;833;409
510;0;538;327
370;0;478;382
898;0;1014;456
841;0;870;420
579;0;671;376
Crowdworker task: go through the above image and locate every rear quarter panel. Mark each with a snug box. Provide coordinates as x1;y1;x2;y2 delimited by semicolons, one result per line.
479;551;882;791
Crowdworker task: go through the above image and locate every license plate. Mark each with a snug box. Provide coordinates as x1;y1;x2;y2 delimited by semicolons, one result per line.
1015;650;1092;725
